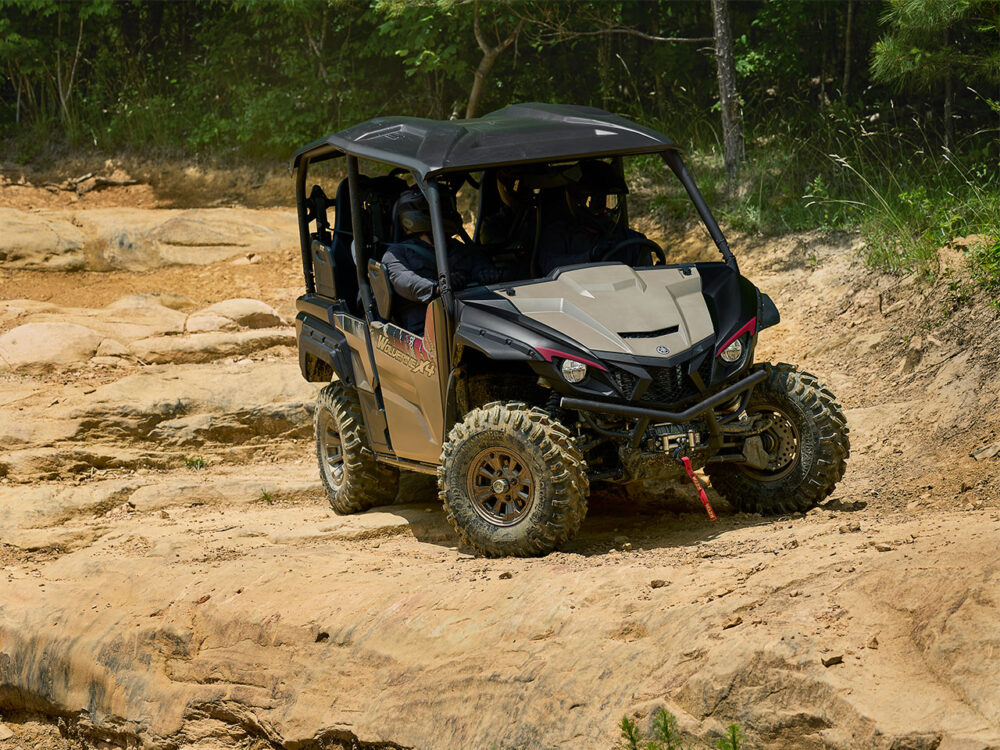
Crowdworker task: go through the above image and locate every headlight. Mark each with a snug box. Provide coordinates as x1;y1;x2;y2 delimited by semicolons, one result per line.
719;338;743;363
561;359;588;383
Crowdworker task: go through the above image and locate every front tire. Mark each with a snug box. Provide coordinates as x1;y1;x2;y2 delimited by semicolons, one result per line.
315;383;399;514
438;402;589;557
706;364;849;514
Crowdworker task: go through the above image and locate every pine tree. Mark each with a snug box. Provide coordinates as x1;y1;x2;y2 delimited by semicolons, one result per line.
871;0;1000;148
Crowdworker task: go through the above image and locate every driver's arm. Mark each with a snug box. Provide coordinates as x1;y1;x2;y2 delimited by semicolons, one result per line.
382;246;438;303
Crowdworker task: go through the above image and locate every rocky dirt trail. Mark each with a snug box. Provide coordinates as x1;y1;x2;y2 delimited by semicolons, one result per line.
1;178;999;749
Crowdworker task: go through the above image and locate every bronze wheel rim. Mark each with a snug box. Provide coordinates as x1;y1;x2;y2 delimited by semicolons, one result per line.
467;447;535;527
740;406;800;481
319;411;345;490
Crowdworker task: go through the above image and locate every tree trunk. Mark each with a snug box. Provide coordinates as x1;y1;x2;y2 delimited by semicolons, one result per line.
944;75;954;150
301;5;330;86
710;0;744;183
943;28;953;150
819;6;828;106
466;50;499;120
842;0;853;98
465;1;524;119
53;12;84;125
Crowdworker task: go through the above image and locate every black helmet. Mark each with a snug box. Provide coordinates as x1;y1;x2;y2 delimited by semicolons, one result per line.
395;187;462;237
565;160;628;233
496;169;529;210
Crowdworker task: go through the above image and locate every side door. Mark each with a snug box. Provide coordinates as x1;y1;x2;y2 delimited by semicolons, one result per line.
369;298;449;464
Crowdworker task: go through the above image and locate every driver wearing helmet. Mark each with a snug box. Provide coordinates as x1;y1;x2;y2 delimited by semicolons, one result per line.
382;187;501;334
537;160;654;276
478;168;534;247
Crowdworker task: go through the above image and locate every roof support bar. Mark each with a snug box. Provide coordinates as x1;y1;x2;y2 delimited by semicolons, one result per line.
662;151;739;273
294;155;316;294
422;179;456;318
346;155;383;396
347;156;374;319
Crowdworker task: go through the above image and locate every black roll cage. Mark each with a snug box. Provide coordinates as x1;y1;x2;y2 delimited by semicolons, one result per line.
293;148;737;342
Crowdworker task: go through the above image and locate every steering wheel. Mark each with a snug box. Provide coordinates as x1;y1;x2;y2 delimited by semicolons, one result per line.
598;237;666;265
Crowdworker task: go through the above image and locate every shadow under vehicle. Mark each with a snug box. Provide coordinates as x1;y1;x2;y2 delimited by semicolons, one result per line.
290;103;850;557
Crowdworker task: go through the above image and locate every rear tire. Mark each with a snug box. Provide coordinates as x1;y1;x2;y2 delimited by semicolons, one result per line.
706;363;849;514
438;402;589;557
315;383;399;514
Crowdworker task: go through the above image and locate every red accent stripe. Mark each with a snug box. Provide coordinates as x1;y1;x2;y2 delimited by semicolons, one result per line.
716;317;757;357
535;347;608;372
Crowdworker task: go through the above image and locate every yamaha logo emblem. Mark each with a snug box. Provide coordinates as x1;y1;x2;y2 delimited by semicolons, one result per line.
656;345;670;355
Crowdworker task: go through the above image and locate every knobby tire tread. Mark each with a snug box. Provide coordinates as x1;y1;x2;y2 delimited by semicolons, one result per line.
706;363;850;515
316;383;399;514
438;401;589;557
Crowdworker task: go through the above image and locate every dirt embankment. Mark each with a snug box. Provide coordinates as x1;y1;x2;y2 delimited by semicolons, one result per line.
0;175;999;750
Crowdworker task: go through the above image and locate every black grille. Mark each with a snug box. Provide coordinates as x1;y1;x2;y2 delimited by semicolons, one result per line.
611;370;638;398
610;365;704;404
697;353;714;386
610;362;706;405
644;365;688;403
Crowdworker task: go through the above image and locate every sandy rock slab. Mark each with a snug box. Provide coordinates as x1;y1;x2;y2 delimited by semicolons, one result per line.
184;298;284;332
0;362;316;480
1;504;998;750
129;328;294;364
1;296;290;370
0;207;296;271
69;361;316;443
0;465;321;548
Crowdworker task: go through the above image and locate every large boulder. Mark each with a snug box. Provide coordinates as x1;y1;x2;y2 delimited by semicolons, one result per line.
185;299;283;332
128;329;294;364
100;208;293;269
200;298;284;329
0;208;297;271
0;322;104;371
0;209;87;270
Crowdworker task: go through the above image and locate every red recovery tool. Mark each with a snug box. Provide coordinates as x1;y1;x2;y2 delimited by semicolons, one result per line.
681;455;717;521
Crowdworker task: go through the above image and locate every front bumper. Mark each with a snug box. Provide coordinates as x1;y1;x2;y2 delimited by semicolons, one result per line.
559;369;767;424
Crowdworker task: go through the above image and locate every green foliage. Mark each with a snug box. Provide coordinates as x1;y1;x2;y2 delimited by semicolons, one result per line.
970;235;1000;297
618;716;643;750
184;456;207;471
261;488;274;504
822;140;1000;288
716;724;746;750
374;0;467;80
871;0;1000;91
616;708;745;750
651;708;683;750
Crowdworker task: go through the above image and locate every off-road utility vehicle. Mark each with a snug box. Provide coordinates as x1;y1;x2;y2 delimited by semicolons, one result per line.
291;103;849;557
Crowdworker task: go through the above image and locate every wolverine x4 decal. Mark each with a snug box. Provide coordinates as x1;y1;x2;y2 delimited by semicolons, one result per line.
373;324;436;377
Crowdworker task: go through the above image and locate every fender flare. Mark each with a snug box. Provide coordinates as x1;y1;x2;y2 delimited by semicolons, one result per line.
296;313;354;385
758;292;781;331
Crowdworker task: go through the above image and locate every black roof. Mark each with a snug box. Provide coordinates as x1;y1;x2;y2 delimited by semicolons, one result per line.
291;103;678;178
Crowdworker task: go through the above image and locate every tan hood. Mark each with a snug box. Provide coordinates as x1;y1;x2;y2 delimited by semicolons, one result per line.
498;264;714;357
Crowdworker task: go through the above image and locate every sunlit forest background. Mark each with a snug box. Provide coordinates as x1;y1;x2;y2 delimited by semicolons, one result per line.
2;0;999;289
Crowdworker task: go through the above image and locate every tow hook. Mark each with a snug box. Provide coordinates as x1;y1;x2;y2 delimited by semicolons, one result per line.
675;449;717;521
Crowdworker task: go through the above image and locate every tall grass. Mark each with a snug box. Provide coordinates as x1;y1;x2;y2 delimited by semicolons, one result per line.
632;104;1000;294
829;138;1000;279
